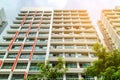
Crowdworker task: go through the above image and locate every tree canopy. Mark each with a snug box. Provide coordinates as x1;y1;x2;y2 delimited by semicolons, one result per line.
85;43;120;80
27;57;68;80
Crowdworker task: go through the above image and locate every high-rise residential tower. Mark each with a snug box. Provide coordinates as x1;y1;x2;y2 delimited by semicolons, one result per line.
0;8;101;80
0;7;7;34
98;7;120;50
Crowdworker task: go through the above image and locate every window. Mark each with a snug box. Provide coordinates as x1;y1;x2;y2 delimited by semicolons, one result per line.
35;46;47;51
16;63;27;69
2;63;13;69
15;38;24;42
23;45;32;50
29;32;36;36
64;45;74;49
66;63;77;68
32;54;45;60
0;46;8;50
0;53;4;58
12;45;20;50
66;73;78;80
0;74;9;79
77;53;88;58
12;74;24;80
49;53;63;57
65;53;75;57
7;53;17;58
26;38;34;42
79;62;90;68
29;63;39;71
20;53;30;59
76;45;86;49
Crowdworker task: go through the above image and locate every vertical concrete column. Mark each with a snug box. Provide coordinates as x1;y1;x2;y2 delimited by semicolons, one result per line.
63;74;66;80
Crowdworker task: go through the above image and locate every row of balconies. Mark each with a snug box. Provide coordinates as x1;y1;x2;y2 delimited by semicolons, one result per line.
18;12;51;16
13;19;50;23
10;23;50;28
3;35;48;40
3;33;49;38
53;23;92;27
54;11;87;14
52;28;95;32
20;10;52;13
16;16;51;20
7;29;49;33
0;62;89;71
54;10;87;12
53;14;88;17
53;16;89;19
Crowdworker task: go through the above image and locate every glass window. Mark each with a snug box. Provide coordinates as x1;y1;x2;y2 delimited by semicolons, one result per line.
77;53;88;57
76;45;86;49
0;46;8;50
66;73;78;80
0;74;9;79
79;62;90;68
32;54;45;60
49;53;63;57
29;63;39;71
12;74;24;80
64;45;74;49
12;45;20;50
20;53;30;59
7;53;17;58
23;45;32;50
2;63;13;69
66;63;77;68
65;53;75;57
0;53;5;58
16;63;27;69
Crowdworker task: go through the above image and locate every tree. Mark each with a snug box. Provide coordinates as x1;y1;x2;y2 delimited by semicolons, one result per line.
85;43;120;80
27;57;68;80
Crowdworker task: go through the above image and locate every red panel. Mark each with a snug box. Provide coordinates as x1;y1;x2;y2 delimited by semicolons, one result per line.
29;37;37;60
24;72;27;79
7;13;28;51
29;17;42;60
7;31;19;51
11;43;24;72
0;60;3;66
20;13;28;27
26;11;37;37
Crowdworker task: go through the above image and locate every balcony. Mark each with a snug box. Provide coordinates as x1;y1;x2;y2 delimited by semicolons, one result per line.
29;63;39;71
32;54;45;61
7;53;17;59
0;74;9;80
12;74;24;80
1;63;13;69
66;63;77;68
16;63;27;69
34;46;47;52
0;53;4;59
0;46;8;50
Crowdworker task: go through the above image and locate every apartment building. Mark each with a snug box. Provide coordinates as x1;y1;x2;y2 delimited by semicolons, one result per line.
0;7;7;34
0;8;100;80
98;7;120;50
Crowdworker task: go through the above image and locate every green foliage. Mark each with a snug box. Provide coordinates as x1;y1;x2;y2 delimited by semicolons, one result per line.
27;57;68;80
85;43;120;80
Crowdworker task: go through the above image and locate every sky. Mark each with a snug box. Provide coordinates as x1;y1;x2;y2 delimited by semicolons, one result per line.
0;0;120;39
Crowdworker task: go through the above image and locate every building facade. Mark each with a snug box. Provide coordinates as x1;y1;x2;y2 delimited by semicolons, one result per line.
98;7;120;50
0;7;7;34
0;8;101;80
